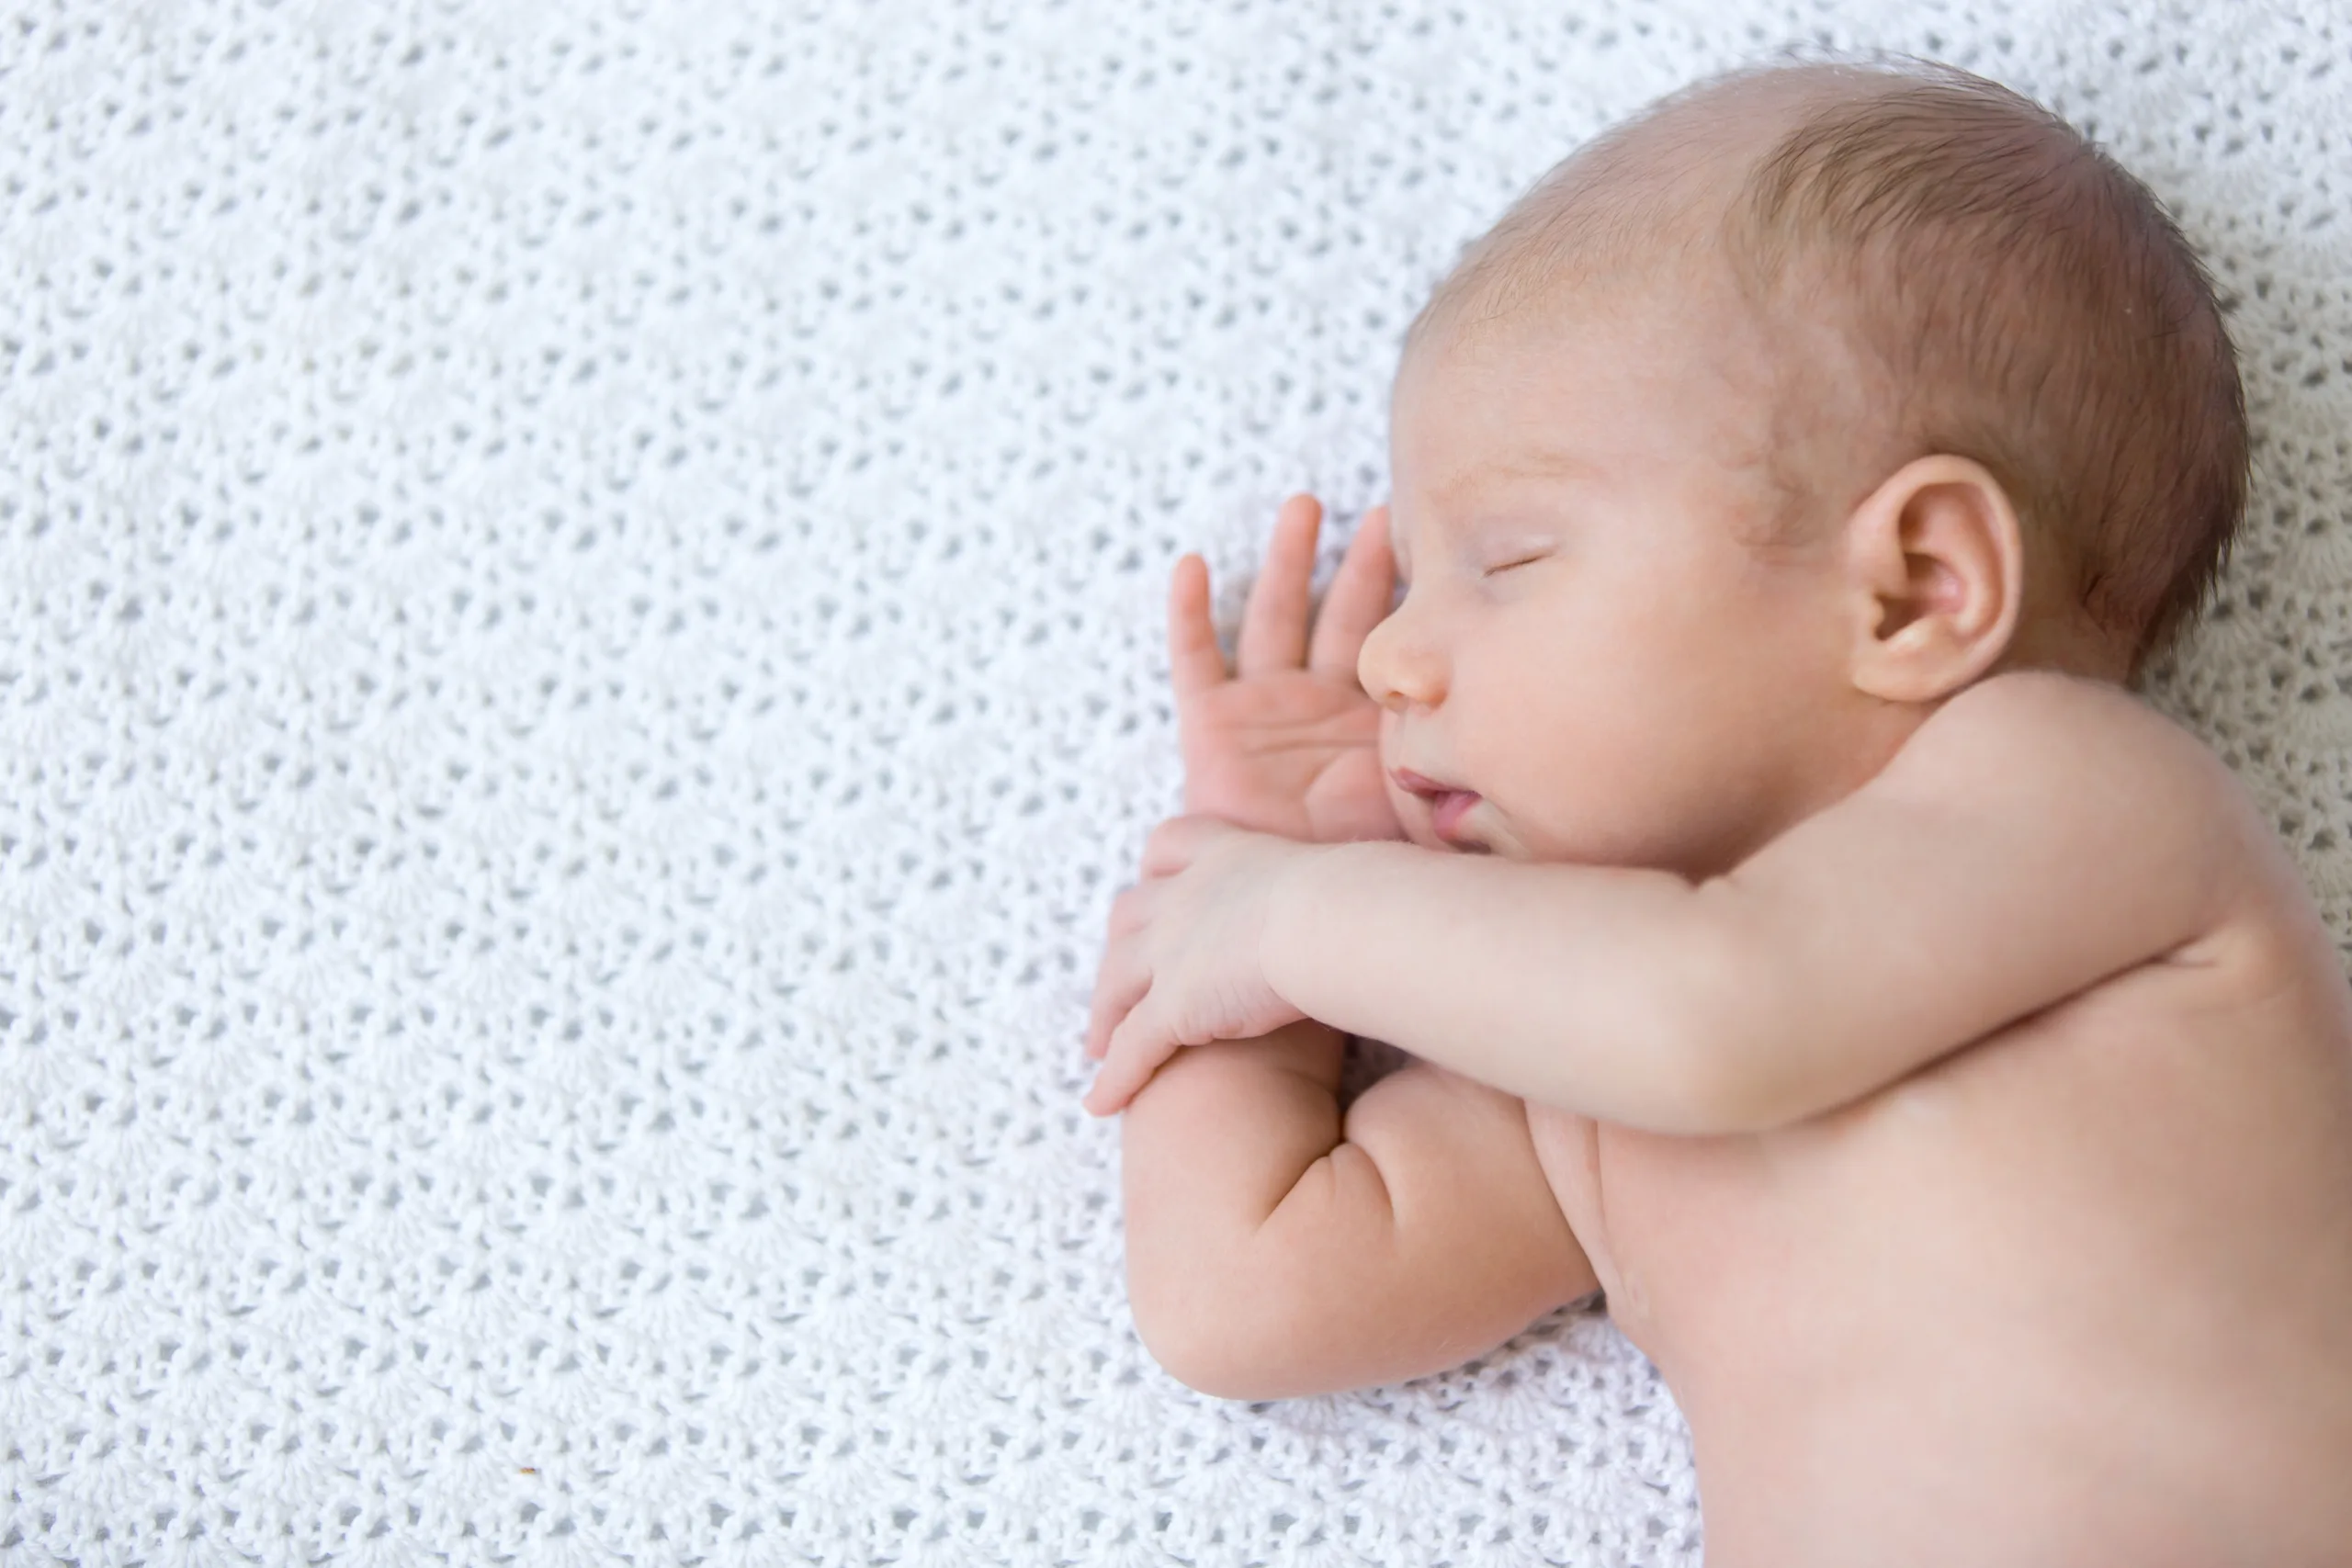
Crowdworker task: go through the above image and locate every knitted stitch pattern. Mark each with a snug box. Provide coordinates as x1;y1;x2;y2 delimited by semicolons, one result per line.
2;1;2345;1562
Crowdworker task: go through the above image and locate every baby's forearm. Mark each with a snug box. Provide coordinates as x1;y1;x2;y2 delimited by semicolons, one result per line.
1264;841;1741;1132
1119;1014;1599;1398
1118;1021;1350;1393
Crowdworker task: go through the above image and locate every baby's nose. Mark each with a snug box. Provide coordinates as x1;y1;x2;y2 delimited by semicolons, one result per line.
1358;607;1445;712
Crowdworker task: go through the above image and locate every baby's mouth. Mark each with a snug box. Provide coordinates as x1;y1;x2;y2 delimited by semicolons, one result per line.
1392;767;1486;848
1431;793;1485;848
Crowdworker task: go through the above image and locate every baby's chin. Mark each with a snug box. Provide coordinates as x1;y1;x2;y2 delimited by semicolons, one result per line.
1425;817;1512;858
1388;795;1501;856
1395;817;1476;855
1463;809;1670;868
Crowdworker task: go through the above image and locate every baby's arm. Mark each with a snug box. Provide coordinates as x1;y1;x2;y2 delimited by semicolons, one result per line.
1122;1017;1596;1399
1116;499;1590;1397
1093;671;2248;1131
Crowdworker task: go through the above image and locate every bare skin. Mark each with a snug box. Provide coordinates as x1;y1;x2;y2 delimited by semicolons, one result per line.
1166;493;1401;847
1084;281;2352;1564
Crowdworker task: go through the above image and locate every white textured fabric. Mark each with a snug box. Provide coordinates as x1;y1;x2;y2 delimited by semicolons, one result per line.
3;1;2346;1561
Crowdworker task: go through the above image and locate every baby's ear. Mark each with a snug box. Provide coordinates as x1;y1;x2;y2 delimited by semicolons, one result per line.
1836;454;2024;704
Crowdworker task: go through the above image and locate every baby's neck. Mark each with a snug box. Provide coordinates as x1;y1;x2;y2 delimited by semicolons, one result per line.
1996;609;2135;685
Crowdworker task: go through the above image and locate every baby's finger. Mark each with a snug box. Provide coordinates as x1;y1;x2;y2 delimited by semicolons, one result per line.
1308;504;1396;677
1234;493;1320;676
1081;1015;1168;1116
1139;812;1223;877
1083;971;1140;1061
1166;553;1227;703
1083;942;1150;1060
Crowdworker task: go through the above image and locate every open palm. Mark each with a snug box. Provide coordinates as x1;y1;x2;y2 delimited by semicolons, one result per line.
1170;496;1403;844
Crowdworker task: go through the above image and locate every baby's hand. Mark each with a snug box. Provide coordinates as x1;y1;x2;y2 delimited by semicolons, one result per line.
1170;495;1401;844
1081;816;1323;1116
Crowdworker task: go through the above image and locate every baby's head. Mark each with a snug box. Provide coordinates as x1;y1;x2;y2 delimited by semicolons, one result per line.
1363;57;2246;877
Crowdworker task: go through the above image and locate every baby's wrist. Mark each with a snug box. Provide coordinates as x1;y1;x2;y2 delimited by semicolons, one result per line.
1261;839;1352;1005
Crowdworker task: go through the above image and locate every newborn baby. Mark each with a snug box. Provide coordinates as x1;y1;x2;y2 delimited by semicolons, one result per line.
1082;58;2352;1566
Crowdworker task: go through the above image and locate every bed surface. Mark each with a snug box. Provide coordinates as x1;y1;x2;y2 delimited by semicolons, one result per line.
2;1;2345;1561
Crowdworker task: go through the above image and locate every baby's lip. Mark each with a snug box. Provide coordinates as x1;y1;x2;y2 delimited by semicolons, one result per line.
1392;767;1487;848
1390;766;1466;798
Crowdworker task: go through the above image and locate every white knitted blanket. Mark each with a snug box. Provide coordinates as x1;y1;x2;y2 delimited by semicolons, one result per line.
5;1;2346;1562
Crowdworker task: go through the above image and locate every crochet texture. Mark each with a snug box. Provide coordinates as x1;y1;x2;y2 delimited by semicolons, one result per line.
2;0;2345;1562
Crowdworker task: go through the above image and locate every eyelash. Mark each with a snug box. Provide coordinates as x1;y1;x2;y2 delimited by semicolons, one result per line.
1390;548;1547;590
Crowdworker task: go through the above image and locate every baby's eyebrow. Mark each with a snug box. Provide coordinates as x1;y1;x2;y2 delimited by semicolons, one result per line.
1430;455;1604;517
1496;448;1600;482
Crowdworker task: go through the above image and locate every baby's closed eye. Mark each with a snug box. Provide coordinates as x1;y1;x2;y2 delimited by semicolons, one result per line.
1469;522;1562;578
1476;540;1560;580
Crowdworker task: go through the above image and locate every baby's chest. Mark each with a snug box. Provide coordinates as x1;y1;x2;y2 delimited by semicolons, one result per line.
1523;1102;1788;1351
1544;972;2338;1372
1569;1030;2084;1340
1518;1103;1760;1346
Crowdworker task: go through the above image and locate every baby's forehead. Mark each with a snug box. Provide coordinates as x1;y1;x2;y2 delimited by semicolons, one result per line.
1393;272;1786;457
1386;292;1794;551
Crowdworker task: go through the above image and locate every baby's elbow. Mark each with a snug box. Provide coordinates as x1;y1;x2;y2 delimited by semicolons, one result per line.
1634;906;1804;1135
1611;1041;1775;1135
1134;1317;1285;1402
1643;1014;1821;1136
1651;1050;1799;1135
1126;1259;1315;1401
1128;1283;1222;1394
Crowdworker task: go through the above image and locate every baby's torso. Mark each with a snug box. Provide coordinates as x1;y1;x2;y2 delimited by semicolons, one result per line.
1527;861;2352;1567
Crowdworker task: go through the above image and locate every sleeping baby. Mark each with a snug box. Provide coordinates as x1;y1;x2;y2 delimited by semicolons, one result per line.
1080;56;2352;1565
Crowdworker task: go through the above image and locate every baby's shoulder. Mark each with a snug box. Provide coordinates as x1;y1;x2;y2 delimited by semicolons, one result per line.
1917;671;2303;940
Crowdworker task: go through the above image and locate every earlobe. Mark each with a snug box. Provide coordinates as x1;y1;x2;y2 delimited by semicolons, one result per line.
1841;455;2025;704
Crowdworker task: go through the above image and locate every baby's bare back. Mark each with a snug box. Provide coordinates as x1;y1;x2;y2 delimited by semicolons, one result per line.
1531;816;2352;1567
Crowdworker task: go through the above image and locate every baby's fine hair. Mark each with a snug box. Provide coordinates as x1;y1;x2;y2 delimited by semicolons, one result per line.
1414;56;2248;673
